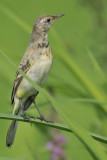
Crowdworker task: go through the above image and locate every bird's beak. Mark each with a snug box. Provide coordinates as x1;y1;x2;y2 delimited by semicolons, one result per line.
54;14;65;19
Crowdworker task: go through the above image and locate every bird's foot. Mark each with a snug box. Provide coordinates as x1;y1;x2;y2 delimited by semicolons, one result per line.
29;116;35;119
21;114;34;126
37;115;53;123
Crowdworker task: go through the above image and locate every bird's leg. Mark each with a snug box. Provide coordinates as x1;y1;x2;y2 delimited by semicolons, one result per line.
20;99;32;125
33;100;44;118
33;100;53;123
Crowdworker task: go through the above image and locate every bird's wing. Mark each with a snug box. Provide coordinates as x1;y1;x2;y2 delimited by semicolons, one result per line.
11;56;33;105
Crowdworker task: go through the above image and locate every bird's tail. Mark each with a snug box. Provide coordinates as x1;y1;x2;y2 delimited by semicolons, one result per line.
6;100;21;147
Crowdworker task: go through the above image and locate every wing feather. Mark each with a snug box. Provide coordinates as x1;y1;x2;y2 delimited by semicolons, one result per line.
11;58;32;105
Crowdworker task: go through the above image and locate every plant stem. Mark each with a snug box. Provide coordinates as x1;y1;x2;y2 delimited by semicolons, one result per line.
1;113;107;144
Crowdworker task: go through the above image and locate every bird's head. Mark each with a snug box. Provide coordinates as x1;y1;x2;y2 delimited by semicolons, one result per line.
33;14;64;33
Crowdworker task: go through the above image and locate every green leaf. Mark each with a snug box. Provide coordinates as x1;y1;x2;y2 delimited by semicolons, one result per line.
87;48;105;81
0;113;107;144
57;98;107;105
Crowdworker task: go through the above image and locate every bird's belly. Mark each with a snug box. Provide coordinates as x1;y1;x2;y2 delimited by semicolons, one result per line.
29;57;52;84
16;58;52;99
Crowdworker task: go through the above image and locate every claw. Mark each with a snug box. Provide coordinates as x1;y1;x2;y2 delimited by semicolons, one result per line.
30;116;35;119
21;114;32;126
37;115;53;123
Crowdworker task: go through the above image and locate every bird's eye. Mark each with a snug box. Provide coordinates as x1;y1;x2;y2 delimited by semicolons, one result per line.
47;19;50;23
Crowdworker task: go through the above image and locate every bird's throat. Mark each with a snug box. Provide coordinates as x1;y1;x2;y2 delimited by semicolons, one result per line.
30;30;48;44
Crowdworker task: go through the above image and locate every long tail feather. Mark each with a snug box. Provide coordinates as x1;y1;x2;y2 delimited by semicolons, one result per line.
6;100;21;147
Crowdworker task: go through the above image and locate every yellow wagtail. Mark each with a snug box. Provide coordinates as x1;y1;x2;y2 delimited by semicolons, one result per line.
6;14;64;147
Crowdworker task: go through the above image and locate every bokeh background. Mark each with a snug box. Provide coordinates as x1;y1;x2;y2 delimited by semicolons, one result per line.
0;0;107;160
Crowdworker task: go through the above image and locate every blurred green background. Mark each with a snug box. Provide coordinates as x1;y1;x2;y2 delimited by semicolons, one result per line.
0;0;107;160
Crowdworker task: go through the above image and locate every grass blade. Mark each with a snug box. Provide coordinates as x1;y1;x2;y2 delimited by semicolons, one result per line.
88;48;105;81
57;98;107;105
0;113;107;144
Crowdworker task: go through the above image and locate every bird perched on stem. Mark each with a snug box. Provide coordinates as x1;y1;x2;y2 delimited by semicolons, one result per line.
6;14;64;147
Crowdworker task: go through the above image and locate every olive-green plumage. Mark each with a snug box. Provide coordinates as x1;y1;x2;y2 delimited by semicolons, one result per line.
6;14;64;147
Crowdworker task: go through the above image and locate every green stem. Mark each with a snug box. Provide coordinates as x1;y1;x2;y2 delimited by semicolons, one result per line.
1;113;107;144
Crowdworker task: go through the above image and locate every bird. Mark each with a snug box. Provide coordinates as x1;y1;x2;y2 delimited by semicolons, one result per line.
6;14;64;147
